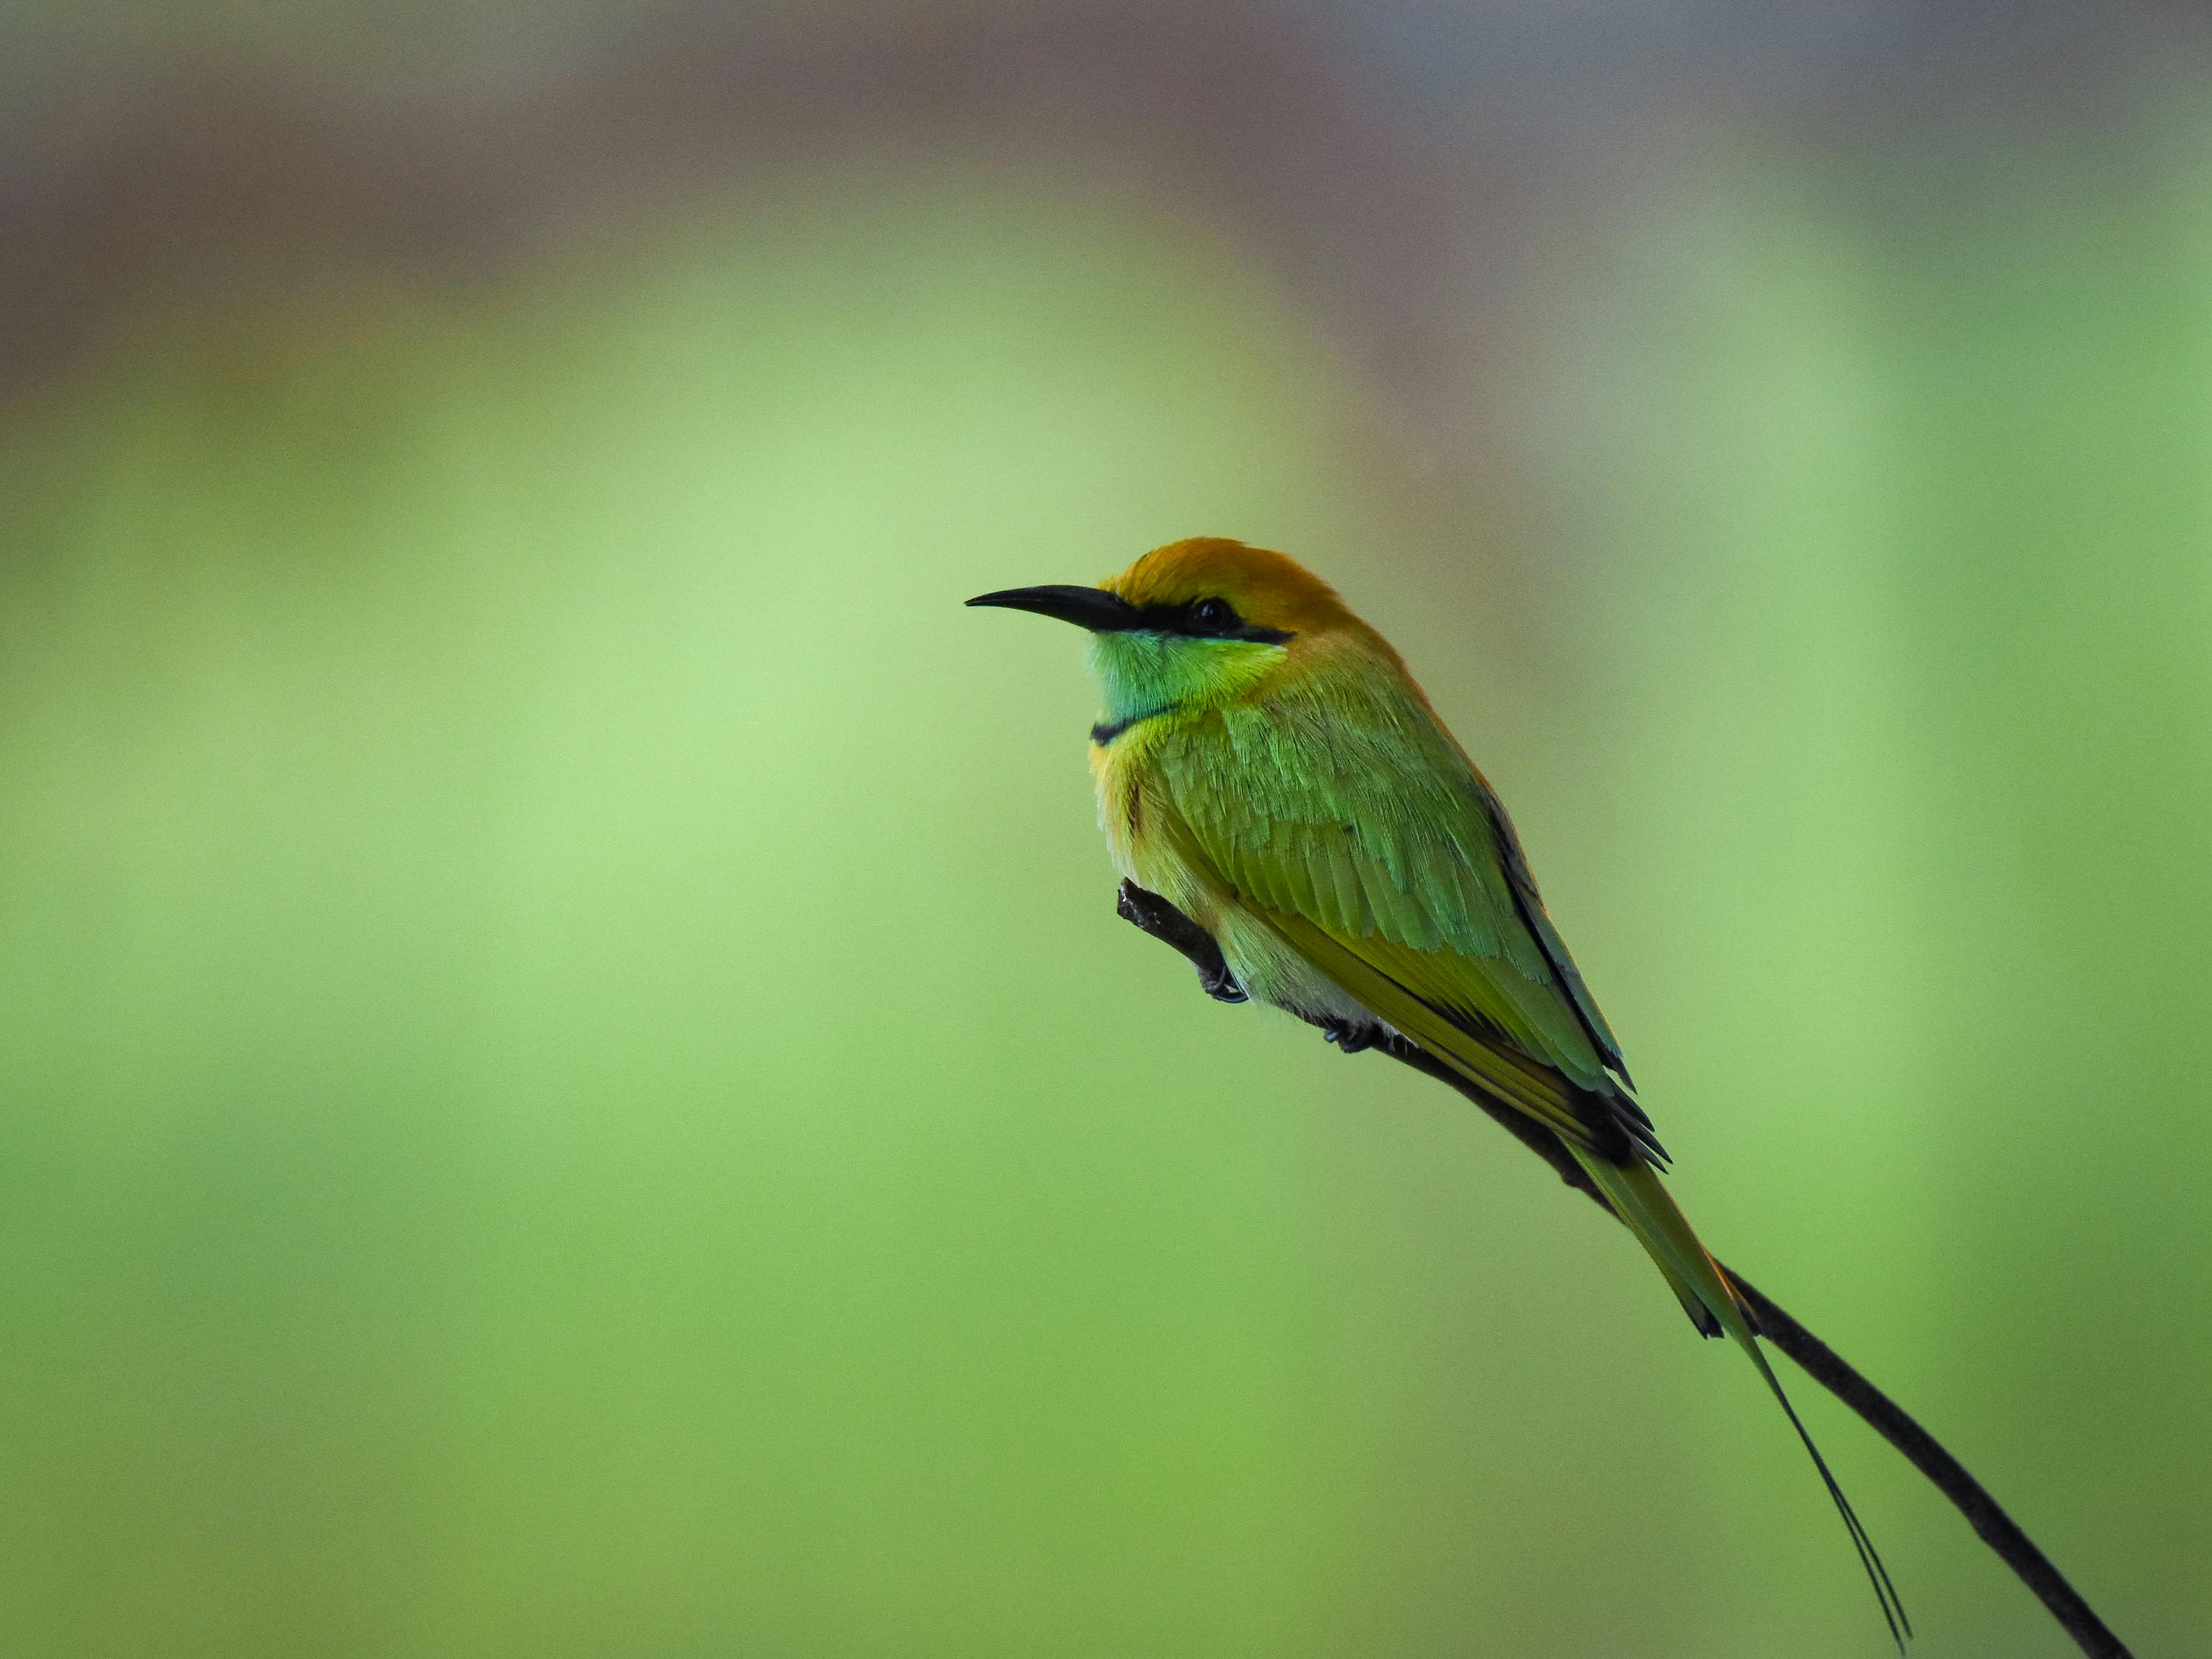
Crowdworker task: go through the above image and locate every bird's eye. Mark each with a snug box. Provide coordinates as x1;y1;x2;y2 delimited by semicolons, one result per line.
1193;598;1236;631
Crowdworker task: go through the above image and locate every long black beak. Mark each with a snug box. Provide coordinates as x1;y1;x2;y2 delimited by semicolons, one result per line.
966;585;1144;632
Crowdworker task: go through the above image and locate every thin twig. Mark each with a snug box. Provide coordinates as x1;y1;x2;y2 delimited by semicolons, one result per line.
1114;880;2130;1659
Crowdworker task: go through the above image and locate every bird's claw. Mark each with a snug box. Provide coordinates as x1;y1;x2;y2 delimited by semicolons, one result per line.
1199;966;1248;1003
1323;1020;1376;1053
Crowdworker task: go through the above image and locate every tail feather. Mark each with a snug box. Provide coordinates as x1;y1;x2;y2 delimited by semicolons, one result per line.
1575;1151;1911;1654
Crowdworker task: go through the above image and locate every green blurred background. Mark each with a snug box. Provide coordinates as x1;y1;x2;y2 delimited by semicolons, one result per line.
2;5;2207;1656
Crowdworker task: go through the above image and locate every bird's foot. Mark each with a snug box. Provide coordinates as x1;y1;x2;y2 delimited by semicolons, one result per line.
1198;963;1248;1003
1322;1020;1377;1054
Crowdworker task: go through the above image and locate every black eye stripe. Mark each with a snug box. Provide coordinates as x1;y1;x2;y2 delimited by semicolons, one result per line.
1133;599;1294;645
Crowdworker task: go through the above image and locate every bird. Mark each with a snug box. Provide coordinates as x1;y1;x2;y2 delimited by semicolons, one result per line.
970;536;1907;1650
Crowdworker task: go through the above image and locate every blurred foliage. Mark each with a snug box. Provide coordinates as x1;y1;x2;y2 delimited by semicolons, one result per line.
1;108;2207;1659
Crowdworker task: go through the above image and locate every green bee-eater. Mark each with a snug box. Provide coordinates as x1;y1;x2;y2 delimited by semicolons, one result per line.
971;537;1907;1648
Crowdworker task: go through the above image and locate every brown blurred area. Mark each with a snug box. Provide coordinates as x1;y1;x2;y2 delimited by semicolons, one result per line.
6;0;2203;424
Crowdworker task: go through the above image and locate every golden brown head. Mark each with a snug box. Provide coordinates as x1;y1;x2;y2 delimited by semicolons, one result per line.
1102;537;1363;643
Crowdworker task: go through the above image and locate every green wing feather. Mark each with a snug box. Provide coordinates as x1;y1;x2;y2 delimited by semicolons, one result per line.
1154;671;1655;1160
